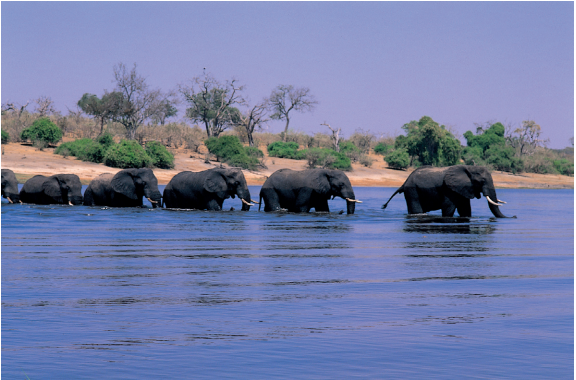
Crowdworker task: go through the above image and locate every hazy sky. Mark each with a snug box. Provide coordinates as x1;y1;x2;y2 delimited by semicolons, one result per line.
2;2;574;148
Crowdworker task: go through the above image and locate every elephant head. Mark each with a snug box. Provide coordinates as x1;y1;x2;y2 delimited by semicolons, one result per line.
204;168;254;211
318;169;360;214
44;174;83;205
444;165;511;218
111;168;162;207
1;169;20;203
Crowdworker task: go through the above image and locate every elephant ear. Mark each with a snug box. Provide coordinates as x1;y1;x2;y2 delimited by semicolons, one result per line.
444;166;475;199
316;171;331;195
42;176;62;200
204;171;227;195
111;170;138;200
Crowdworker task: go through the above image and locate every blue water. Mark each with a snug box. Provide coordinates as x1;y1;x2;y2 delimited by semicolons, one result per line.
2;187;573;379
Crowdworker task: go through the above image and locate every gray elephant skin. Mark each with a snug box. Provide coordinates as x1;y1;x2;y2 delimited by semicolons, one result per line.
163;168;255;211
382;165;512;218
19;174;83;205
2;169;20;203
83;168;162;207
259;168;361;214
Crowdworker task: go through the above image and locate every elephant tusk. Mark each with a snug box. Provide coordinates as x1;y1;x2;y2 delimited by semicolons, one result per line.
345;198;362;203
147;197;158;204
69;201;73;206
251;199;259;204
7;197;13;204
241;199;255;206
497;199;507;204
485;196;502;206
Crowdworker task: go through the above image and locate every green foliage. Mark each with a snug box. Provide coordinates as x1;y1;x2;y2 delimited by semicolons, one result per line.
267;141;300;159
1;129;9;144
145;141;175;169
204;135;260;170
461;146;485;166
401;116;461;166
373;142;392;155
553;159;574;176
20;117;62;144
298;148;352;171
96;132;115;150
385;149;410;170
484;145;524;174
339;140;360;154
104;140;152;169
463;122;506;153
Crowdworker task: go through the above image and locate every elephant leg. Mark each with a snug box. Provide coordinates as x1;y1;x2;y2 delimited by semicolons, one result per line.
441;197;456;217
294;188;313;213
314;198;330;212
456;199;472;217
261;188;281;211
206;198;222;211
83;188;95;206
404;188;424;214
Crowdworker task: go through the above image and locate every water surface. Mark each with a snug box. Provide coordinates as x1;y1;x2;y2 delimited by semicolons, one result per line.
2;187;573;379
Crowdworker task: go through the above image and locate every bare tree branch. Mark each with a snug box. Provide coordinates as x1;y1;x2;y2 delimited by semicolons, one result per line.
268;85;318;141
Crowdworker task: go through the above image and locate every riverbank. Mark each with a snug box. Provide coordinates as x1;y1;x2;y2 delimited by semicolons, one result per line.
1;142;573;189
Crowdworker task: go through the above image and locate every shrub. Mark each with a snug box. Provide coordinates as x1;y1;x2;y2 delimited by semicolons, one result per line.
385;149;410;170
1;129;9;144
359;154;374;167
20;117;62;145
96;132;115;150
205;135;245;161
55;138;94;157
104;140;152;169
373;142;392;155
55;138;108;162
339;141;361;162
484;145;523;173
244;146;264;159
299;148;352;171
145;141;175;169
553;159;574;176
227;154;259;170
267;141;300;159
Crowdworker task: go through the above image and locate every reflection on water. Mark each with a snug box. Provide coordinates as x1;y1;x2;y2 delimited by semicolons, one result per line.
1;188;573;379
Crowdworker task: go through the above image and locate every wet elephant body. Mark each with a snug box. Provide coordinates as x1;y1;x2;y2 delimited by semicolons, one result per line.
2;169;20;203
163;168;254;211
19;174;83;205
382;165;511;218
83;168;162;207
259;168;360;214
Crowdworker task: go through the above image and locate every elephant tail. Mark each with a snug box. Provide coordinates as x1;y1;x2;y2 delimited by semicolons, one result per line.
382;186;403;210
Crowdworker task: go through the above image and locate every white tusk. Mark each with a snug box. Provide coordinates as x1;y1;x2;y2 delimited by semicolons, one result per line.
241;199;255;206
7;197;13;204
147;197;158;204
251;199;259;204
345;198;363;203
485;196;502;206
497;199;507;204
69;201;73;206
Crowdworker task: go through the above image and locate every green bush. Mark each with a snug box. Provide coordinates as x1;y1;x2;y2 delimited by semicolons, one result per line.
484;145;523;174
244;146;264;159
1;129;9;144
461;146;485;166
104;140;152;169
267;141;300;159
20;117;63;144
96;132;115;150
205;135;262;170
385;149;410;170
553;159;574;176
145;141;175;169
373;142;392;155
226;154;259;170
339;141;361;162
298;148;352;171
55;138;94;157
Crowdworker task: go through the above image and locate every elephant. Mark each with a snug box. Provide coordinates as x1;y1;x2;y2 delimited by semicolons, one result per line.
381;165;512;218
2;169;20;203
163;168;256;211
83;168;162;208
258;168;361;214
19;174;83;205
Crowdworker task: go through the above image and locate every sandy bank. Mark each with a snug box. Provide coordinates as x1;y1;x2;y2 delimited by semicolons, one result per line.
1;143;573;189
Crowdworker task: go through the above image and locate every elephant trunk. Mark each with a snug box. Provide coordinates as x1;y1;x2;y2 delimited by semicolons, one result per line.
483;186;510;218
237;187;253;211
145;189;162;208
346;199;356;215
4;192;20;203
69;195;84;205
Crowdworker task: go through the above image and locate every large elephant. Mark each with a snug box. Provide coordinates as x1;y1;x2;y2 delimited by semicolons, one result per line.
163;168;256;211
382;165;512;218
259;168;361;214
19;174;83;205
83;168;162;207
1;169;20;203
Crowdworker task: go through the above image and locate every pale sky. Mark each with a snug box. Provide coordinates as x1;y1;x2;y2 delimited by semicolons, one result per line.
2;2;573;148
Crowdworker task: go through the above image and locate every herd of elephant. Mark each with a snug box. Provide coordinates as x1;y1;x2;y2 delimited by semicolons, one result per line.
0;165;512;218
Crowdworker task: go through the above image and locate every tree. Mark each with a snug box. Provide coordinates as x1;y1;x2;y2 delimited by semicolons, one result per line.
180;73;244;138
35;96;56;117
507;120;548;157
237;101;268;147
110;62;170;140
151;98;178;125
77;92;123;136
321;122;341;152
267;85;317;142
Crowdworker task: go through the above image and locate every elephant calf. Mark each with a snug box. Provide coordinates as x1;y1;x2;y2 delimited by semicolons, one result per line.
2;168;20;203
84;168;162;208
20;174;83;205
163;168;256;211
382;165;512;218
259;168;361;214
